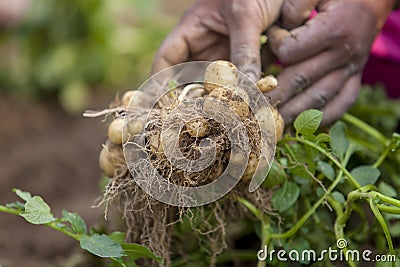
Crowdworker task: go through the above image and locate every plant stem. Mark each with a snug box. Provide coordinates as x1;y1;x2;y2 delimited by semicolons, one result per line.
373;145;392;168
47;221;81;241
270;142;353;240
257;222;270;267
369;198;395;258
286;137;361;189
342;113;388;146
378;205;400;214
0;205;21;216
375;192;400;208
271;172;343;240
0;204;81;240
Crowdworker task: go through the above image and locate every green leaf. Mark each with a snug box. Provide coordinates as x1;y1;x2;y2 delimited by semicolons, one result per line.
331;191;345;204
108;231;126;244
13;189;32;202
316;133;331;144
283;238;311;264
271;182;300;212
80;234;126;258
351;166;380;186
20;196;55;225
329;122;349;160
6;201;25;210
121;243;163;263
378;182;397;198
316;187;325;198
62;210;87;235
294;109;323;135
264;161;286;189
317;161;335;181
389;222;400;237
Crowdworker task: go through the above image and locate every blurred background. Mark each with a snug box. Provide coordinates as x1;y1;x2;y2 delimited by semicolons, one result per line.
0;0;193;266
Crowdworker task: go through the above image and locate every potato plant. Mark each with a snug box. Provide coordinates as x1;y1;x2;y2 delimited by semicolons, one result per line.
0;86;399;267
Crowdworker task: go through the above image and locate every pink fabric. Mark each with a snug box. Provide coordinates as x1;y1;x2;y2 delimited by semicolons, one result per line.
309;9;400;98
362;10;400;98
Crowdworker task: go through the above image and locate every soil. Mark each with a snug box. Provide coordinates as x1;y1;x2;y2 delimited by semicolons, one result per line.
0;91;116;267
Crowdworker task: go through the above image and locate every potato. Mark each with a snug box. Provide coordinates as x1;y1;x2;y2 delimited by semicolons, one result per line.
204;60;239;93
127;118;145;136
255;106;284;143
121;90;149;109
242;153;259;181
208;87;249;119
256;75;278;93
99;140;124;177
99;147;115;177
185;117;210;138
108;118;127;145
227;85;250;105
272;107;284;141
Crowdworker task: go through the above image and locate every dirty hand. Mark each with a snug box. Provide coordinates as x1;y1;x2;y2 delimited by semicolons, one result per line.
266;0;395;125
151;0;284;82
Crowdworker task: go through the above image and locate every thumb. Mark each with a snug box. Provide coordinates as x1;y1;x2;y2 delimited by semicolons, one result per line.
228;0;284;82
229;26;262;82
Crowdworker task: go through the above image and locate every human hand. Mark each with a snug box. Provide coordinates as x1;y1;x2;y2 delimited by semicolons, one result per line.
152;0;284;81
266;0;395;125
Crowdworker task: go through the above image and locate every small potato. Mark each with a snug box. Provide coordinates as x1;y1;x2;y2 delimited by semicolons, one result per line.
99;140;124;177
204;60;239;93
243;153;259;181
208;87;249;119
255;106;284;143
229;152;247;166
99;147;115;177
108;118;128;145
127;118;145;136
121;90;150;109
256;75;278;93
227;85;250;105
185;117;210;138
272;107;284;141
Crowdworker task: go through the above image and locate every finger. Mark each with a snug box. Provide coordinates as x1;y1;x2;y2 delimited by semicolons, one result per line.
278;68;347;125
281;0;319;29
151;28;191;74
321;75;361;126
268;50;344;105
228;18;263;82
190;37;230;61
267;15;333;65
152;11;226;74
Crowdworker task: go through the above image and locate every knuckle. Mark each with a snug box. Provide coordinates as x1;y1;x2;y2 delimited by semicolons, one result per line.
233;44;259;65
230;0;249;17
291;73;309;91
312;92;328;108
